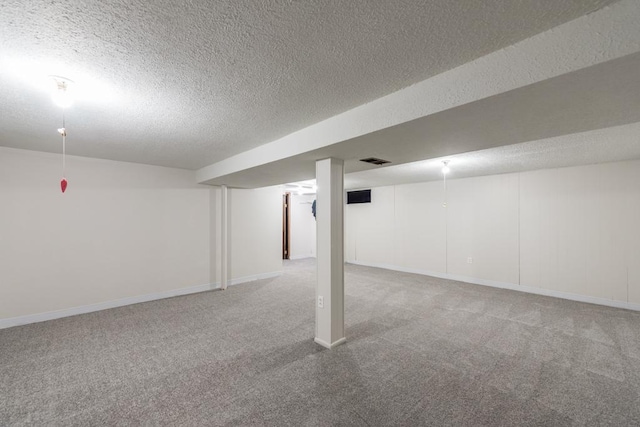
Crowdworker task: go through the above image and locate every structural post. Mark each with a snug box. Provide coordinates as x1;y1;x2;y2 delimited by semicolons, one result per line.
221;184;228;290
314;158;346;349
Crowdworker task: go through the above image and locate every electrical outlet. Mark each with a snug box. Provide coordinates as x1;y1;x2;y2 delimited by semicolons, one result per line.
318;296;324;308
467;257;473;264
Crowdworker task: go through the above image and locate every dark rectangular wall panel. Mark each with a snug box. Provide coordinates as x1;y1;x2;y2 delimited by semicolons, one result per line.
347;189;371;204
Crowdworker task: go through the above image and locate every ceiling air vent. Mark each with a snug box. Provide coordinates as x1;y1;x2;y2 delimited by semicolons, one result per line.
360;157;391;166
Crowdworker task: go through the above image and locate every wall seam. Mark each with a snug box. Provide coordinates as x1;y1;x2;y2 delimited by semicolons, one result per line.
444;174;448;274
518;173;521;286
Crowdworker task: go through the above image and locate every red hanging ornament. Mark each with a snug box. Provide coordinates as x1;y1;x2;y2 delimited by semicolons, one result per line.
52;77;74;193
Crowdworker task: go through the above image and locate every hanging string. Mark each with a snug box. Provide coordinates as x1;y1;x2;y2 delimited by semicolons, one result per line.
62;110;66;178
442;169;447;208
59;110;68;193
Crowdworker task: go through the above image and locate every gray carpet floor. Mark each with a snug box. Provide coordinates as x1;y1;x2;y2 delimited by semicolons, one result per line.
2;259;640;426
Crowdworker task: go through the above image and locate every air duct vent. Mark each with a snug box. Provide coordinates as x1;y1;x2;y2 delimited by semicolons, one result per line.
360;157;391;166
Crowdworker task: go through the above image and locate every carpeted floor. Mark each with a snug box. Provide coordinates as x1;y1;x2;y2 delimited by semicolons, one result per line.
2;259;640;426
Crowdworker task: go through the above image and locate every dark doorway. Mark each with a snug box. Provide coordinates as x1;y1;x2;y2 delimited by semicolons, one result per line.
282;192;291;259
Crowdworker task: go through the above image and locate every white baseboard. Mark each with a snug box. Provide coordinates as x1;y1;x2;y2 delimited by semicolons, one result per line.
0;270;284;330
0;283;216;330
227;271;282;286
347;260;640;312
314;336;347;349
515;284;640;311
289;255;316;260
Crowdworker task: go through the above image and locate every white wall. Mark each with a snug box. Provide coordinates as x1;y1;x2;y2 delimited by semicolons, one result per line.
1;148;284;326
395;182;446;272
346;159;640;307
0;147;210;321
520;161;640;303
289;194;316;259
228;186;283;282
447;174;520;284
347;186;396;266
345;184;446;272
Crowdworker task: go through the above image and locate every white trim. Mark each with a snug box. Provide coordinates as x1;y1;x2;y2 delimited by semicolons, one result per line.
0;271;284;330
0;283;216;330
515;284;640;312
314;336;347;349
227;271;282;286
288;255;316;260
349;260;451;281
347;260;640;312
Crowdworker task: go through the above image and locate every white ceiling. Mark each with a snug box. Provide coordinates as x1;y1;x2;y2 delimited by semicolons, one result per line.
0;0;616;169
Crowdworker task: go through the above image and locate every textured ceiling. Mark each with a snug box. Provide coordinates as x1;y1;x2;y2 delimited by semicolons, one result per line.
344;122;640;190
0;0;615;169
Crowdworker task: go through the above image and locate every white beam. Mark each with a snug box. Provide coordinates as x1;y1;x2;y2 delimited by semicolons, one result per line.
314;158;346;349
196;0;640;185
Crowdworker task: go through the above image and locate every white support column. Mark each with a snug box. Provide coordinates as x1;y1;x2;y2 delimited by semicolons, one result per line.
314;158;346;349
221;184;228;290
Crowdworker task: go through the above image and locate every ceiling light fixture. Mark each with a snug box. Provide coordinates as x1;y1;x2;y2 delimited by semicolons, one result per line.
441;160;450;209
441;160;450;175
49;76;75;193
50;76;75;109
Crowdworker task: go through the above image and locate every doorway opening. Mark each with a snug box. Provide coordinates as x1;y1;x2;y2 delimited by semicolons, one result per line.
282;192;291;259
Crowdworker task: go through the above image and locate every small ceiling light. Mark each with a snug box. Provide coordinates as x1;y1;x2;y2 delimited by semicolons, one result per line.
50;76;75;109
441;160;450;175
